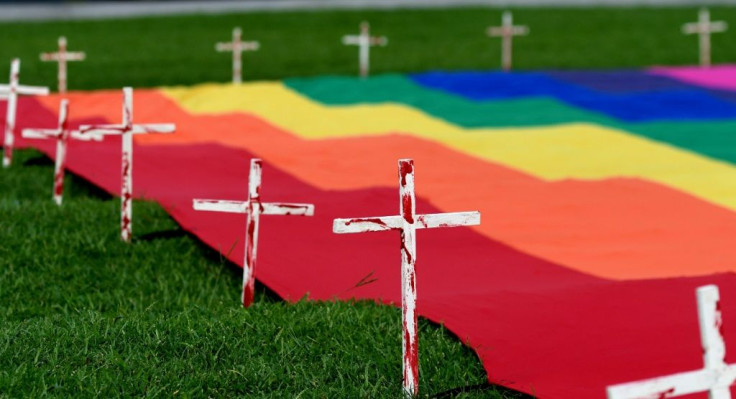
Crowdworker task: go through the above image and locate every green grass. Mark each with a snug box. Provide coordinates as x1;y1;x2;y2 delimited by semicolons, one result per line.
1;7;736;90
0;149;522;398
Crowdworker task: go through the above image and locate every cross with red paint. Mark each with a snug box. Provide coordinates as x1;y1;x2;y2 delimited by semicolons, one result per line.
1;58;50;168
607;285;736;399
22;99;102;205
342;21;387;78
333;159;480;398
682;8;727;68
193;158;315;308
40;36;86;93
215;27;260;84
80;87;175;242
486;11;529;71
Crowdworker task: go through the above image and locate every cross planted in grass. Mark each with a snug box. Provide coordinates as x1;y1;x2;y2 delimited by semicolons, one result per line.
342;21;387;78
192;158;314;308
39;36;86;93
333;159;480;399
486;11;529;71
79;87;176;242
0;58;49;168
22;99;102;205
215;27;260;84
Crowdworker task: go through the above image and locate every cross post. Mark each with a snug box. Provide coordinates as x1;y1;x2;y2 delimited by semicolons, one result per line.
486;11;529;71
682;8;727;68
1;58;50;168
342;21;388;78
40;36;86;93
22;99;102;205
607;285;736;399
215;27;260;84
80;87;175;242
193;158;315;308
333;159;481;398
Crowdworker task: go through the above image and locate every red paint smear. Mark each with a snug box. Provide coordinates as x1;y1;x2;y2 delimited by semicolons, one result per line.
399;159;413;187
402;321;419;392
655;387;675;399
120;152;132;235
400;230;414;265
345;217;388;228
716;300;725;340
402;192;414;224
53;164;64;197
244;203;257;308
242;282;254;308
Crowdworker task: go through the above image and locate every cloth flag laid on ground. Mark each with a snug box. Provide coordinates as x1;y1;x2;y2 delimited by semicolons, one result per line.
11;66;736;398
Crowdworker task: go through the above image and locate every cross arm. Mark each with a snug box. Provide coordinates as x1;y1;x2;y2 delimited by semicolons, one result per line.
193;199;248;214
369;36;388;46
67;52;87;61
487;26;529;36
241;41;260;51
606;366;736;399
333;215;403;233
69;131;103;141
342;35;361;45
22;128;59;139
0;84;50;96
41;52;86;62
79;123;176;135
262;202;314;216
416;211;480;229
682;21;727;34
22;128;103;141
333;211;480;234
215;42;235;51
39;53;59;61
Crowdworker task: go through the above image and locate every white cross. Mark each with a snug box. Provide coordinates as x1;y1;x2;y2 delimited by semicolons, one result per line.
682;8;727;68
607;285;736;399
79;87;175;242
40;36;86;93
0;58;50;168
193;158;315;308
486;11;529;71
22;99;102;205
215;27;260;84
342;21;387;78
332;159;480;398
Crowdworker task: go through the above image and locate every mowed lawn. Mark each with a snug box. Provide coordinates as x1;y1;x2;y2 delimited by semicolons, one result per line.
0;5;729;398
1;7;735;89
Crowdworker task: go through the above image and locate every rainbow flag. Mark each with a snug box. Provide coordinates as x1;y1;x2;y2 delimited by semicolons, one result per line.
11;65;736;397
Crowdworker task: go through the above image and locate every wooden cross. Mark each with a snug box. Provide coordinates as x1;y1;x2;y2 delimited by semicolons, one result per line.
79;87;175;242
486;11;529;71
1;58;50;168
40;36;86;93
342;21;387;78
333;159;480;398
682;8;727;68
193;158;315;308
607;285;736;399
22;99;102;205
215;27;260;84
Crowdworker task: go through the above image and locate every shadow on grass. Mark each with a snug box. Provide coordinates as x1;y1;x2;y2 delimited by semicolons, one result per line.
137;226;282;304
22;151;113;201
